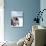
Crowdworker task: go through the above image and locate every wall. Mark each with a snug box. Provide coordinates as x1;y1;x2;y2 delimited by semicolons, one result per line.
4;0;40;42
40;0;46;27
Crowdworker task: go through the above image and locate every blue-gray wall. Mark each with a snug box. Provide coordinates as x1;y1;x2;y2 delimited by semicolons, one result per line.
40;0;46;27
4;0;40;42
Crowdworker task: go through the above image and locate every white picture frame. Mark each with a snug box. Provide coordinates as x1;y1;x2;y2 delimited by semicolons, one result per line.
11;11;23;27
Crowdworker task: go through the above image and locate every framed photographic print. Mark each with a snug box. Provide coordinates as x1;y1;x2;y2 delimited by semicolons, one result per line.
11;11;23;27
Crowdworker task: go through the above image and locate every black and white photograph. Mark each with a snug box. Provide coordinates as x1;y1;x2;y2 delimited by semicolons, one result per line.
11;11;23;27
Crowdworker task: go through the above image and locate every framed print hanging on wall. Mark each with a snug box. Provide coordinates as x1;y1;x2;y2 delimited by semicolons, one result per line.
11;11;23;27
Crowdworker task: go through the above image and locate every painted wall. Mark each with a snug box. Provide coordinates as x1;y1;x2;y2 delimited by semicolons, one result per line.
4;0;40;42
40;0;46;27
